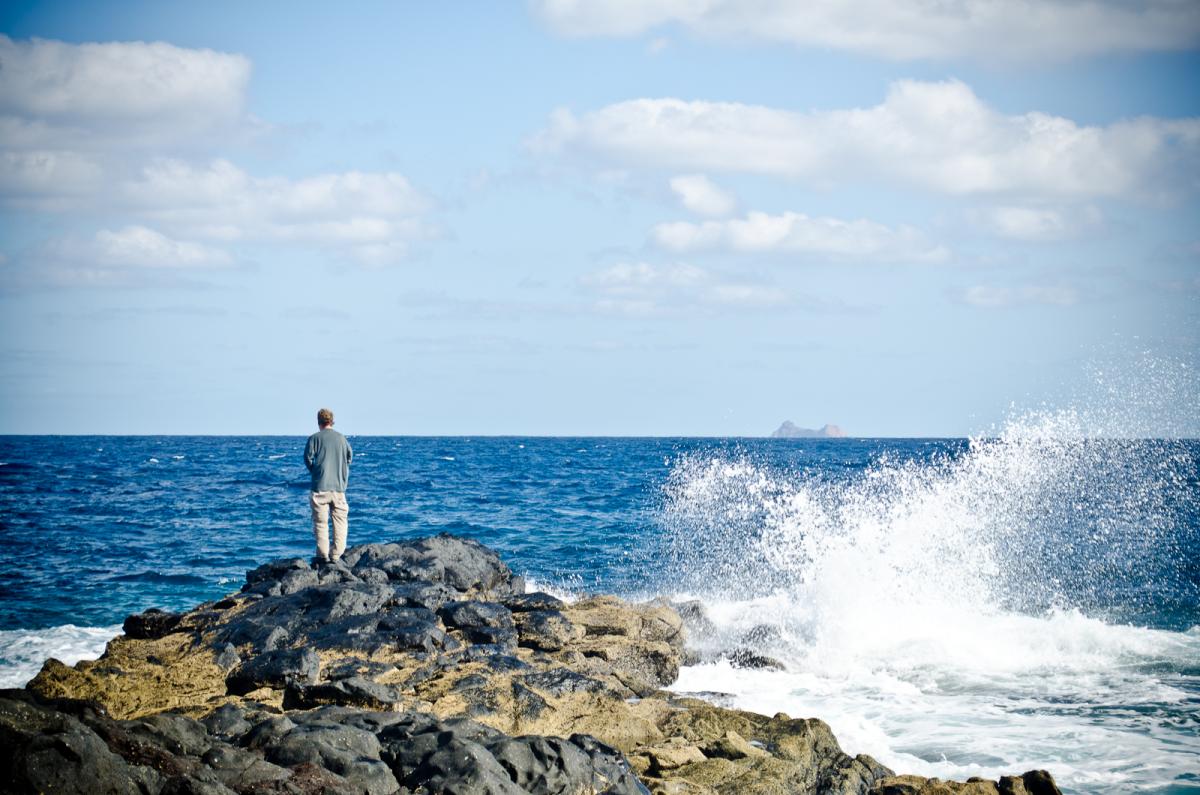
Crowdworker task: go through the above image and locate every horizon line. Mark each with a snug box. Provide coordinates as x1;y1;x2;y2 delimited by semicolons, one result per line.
2;433;1196;441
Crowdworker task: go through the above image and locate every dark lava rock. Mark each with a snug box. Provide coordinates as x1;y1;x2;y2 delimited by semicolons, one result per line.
321;658;395;682
242;579;282;598
216;581;396;652
261;719;397;795
123;712;211;757
725;647;787;671
503;591;567;612
123;608;183;640
8;534;1062;795
439;599;516;630
462;625;520;648
375;713;647;795
458;647;533;673
213;644;240;672
239;715;296;751
0;690;165;795
245;557;310;586
200;703;251;742
390;730;527;794
672;599;717;640
520;668;615;697
226;648;320;696
491;734;649;795
283;676;405;711
315;561;361;586
345;533;521;596
278;567;319;594
378;604;439;629
515;609;578;651
390;580;459;610
307;605;452;654
355;566;391;585
1004;770;1063;795
198;744;290;791
512;682;550;721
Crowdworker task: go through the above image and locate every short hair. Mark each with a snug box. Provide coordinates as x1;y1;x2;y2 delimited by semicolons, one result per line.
317;408;334;427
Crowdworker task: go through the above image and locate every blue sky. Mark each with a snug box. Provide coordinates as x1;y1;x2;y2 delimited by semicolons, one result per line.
1;1;1197;436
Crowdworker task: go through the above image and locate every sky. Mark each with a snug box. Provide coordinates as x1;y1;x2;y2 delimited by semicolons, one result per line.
0;1;1197;436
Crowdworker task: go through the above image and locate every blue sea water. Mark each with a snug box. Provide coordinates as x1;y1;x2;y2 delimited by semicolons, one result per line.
0;427;1197;793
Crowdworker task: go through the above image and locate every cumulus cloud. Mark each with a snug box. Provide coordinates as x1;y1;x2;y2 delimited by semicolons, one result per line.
0;36;436;275
91;226;233;269
0;150;105;207
531;0;1200;61
0;35;261;209
669;174;735;216
653;210;948;262
0;34;253;150
580;261;787;314
962;284;1079;307
118;159;433;264
533;79;1200;201
7;226;235;289
968;205;1104;241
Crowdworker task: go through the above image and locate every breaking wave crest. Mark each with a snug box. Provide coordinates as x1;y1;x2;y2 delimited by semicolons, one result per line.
657;407;1200;793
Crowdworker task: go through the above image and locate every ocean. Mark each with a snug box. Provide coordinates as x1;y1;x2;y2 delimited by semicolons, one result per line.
1;417;1197;793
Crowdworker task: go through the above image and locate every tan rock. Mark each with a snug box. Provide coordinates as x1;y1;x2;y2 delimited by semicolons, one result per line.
16;541;1060;795
703;730;771;761
645;739;708;773
28;633;226;720
869;772;1061;795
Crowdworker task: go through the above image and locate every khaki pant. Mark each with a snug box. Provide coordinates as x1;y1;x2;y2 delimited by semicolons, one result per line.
309;491;348;561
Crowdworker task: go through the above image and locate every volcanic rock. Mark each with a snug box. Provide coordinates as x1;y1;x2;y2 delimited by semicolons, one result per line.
123;608;184;640
225;648;320;696
14;532;1061;795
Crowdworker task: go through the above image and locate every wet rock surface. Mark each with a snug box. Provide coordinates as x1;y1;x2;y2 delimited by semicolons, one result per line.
13;533;1061;795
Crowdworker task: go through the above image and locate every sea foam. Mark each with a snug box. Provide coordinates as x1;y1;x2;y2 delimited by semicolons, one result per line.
659;406;1199;794
0;624;120;689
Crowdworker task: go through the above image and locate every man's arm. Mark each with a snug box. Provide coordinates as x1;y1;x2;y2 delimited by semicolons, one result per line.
304;436;317;473
345;438;353;466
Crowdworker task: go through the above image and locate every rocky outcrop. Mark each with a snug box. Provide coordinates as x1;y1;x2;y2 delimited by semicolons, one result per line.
872;770;1062;794
771;421;848;439
13;533;1059;795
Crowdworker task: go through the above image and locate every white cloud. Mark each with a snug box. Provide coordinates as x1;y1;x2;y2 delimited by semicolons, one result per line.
0;150;105;206
92;226;233;269
963;284;1078;307
669;174;735;216
9;226;235;289
653;210;948;262
969;205;1103;241
531;0;1200;61
580;261;787;313
117;159;433;265
0;35;252;150
533;79;1200;201
0;36;260;209
0;36;433;276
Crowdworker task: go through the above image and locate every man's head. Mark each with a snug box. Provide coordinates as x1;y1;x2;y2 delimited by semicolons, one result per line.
317;408;334;428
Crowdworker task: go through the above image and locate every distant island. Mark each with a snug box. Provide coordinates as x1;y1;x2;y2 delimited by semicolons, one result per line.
771;421;847;438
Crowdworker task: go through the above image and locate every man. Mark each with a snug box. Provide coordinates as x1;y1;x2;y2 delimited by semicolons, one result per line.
304;408;353;565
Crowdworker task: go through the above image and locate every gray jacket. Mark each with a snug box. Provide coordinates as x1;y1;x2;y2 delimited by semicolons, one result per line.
304;428;353;492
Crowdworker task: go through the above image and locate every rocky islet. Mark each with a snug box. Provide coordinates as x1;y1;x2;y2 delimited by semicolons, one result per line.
3;534;1061;794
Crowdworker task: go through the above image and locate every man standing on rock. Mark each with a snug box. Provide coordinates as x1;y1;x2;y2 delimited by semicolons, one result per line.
304;408;353;565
